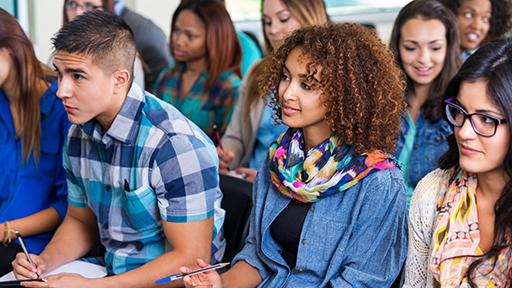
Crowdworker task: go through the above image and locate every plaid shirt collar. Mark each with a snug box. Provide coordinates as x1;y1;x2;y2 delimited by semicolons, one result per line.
81;83;145;145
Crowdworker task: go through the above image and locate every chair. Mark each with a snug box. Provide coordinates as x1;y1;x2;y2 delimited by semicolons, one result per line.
390;262;405;288
242;30;263;56
219;174;253;268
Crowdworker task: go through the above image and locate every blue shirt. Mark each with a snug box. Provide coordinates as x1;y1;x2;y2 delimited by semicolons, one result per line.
64;83;225;275
234;154;408;287
114;0;125;15
397;113;417;208
249;105;288;170
0;81;71;254
393;108;452;193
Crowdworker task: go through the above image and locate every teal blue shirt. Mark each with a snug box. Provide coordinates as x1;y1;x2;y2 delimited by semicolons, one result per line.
397;113;416;208
154;65;241;141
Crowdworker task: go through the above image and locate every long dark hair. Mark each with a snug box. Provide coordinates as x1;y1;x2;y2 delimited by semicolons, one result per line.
439;37;512;288
0;9;55;163
389;0;462;123
170;0;242;90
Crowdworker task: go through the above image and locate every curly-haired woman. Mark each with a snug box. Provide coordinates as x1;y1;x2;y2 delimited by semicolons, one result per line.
218;0;328;182
178;22;408;288
438;0;512;61
390;0;463;207
404;37;512;288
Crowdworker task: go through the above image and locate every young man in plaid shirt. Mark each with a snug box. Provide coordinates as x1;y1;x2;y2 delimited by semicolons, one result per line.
12;10;225;288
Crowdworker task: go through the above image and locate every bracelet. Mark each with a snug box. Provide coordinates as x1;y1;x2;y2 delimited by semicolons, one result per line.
2;221;15;246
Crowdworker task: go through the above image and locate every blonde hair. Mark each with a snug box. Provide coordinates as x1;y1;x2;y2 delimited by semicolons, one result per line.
243;0;328;122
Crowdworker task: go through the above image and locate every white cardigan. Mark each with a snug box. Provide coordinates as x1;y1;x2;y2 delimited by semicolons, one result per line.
403;168;452;288
221;61;265;169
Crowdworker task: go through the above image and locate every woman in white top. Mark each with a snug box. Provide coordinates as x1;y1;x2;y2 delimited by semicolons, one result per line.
404;37;512;287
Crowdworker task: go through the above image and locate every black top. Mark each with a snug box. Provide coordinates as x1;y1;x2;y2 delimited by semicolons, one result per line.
269;200;311;269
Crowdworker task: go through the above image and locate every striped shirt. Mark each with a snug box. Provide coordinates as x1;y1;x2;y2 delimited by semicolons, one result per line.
63;83;226;275
153;65;240;142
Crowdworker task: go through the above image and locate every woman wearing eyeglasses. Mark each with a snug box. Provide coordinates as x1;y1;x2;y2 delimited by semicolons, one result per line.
404;37;512;287
62;0;112;23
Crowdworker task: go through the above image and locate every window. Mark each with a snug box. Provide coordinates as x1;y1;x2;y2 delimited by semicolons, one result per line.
226;0;412;22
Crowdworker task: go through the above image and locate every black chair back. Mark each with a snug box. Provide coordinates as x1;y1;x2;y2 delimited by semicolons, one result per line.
219;174;253;268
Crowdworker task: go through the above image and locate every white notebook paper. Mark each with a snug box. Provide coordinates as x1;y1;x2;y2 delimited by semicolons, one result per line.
0;260;107;281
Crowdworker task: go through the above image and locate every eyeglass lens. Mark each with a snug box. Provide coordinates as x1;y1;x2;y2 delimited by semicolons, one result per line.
66;1;97;11
446;104;497;136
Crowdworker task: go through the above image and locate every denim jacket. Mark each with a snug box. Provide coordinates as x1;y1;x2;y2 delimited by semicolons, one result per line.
393;110;452;189
233;153;408;287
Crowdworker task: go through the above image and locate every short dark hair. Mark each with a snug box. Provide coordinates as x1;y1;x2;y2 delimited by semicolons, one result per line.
52;10;136;80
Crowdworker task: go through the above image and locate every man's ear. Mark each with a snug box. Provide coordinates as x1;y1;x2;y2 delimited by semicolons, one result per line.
113;68;131;94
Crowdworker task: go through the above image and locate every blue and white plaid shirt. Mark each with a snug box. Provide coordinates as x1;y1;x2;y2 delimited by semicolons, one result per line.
63;83;225;275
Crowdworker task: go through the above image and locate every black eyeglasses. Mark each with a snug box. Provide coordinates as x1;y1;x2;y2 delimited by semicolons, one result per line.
65;1;102;11
444;97;507;137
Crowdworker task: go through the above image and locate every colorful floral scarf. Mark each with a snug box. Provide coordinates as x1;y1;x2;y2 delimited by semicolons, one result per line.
430;168;512;287
268;128;399;203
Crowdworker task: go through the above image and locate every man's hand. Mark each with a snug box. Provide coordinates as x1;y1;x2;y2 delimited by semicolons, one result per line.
13;252;47;280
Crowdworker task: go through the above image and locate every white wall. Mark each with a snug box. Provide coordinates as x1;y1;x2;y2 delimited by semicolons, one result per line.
30;0;64;63
28;0;180;63
28;0;398;63
130;0;179;39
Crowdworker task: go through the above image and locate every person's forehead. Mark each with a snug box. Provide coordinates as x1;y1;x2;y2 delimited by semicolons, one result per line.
53;50;98;70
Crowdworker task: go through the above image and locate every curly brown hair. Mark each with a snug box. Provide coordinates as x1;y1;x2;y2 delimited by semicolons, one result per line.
439;0;512;44
259;22;407;154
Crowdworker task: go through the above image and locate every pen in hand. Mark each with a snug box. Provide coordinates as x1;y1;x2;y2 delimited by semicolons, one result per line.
15;231;40;278
212;125;224;150
155;262;230;284
213;125;232;172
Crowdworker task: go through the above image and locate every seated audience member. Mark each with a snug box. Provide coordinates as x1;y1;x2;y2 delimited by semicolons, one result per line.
114;0;173;91
404;37;512;288
439;0;512;61
219;0;328;182
61;0;146;89
12;10;225;287
154;0;242;141
389;0;463;207
183;0;263;76
0;9;71;277
181;22;408;288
